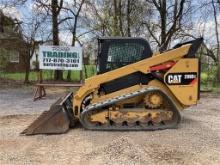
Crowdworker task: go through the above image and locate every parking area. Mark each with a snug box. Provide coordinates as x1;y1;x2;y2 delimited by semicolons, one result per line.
0;87;220;165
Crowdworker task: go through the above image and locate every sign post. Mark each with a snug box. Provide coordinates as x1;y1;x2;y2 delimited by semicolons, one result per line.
33;45;83;101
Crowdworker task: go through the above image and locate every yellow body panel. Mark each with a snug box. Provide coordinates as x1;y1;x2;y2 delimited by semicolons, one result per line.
73;44;192;117
164;58;199;105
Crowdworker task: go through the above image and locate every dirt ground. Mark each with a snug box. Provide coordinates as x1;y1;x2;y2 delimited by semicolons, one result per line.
0;87;220;165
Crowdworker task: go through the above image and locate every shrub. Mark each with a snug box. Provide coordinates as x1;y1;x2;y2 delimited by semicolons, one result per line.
201;72;208;84
0;49;9;70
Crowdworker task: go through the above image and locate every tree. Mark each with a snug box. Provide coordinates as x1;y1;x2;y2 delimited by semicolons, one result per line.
126;0;131;37
212;0;220;62
144;0;190;50
51;0;63;80
85;0;150;37
211;0;220;81
34;0;64;80
21;13;47;83
62;0;85;81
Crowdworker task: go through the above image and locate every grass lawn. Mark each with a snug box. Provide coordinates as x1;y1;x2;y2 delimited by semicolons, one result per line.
1;66;220;94
212;85;220;93
0;65;96;82
203;83;220;94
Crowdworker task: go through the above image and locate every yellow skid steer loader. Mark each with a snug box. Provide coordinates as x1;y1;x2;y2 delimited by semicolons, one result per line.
22;37;203;135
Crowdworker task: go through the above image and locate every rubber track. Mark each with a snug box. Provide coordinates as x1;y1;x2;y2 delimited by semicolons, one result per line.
80;87;181;131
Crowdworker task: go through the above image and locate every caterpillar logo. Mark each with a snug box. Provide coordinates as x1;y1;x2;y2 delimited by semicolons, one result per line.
165;72;197;85
168;75;182;84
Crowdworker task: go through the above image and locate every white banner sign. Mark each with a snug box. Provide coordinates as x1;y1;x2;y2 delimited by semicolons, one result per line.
39;45;82;70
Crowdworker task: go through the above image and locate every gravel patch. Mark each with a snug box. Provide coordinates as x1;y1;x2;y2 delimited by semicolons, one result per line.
0;87;70;116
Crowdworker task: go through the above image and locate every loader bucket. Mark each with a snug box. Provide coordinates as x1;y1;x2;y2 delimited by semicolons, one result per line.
21;92;76;135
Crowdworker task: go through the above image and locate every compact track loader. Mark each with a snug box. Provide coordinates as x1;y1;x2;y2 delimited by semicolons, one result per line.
22;37;203;135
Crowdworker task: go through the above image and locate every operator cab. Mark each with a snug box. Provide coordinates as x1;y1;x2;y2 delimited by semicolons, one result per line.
96;37;153;94
97;37;153;74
